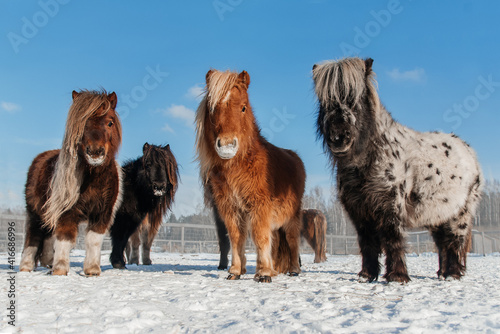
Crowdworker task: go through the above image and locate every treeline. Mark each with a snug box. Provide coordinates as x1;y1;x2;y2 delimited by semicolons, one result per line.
302;179;500;234
167;179;500;236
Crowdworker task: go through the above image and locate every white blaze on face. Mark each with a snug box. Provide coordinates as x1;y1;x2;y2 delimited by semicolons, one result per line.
222;90;231;103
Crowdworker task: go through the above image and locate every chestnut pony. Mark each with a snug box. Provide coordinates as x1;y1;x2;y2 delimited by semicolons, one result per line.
195;69;306;283
301;209;327;263
20;90;122;276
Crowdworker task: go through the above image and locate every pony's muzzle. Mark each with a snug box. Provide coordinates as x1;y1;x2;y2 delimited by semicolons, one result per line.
215;137;239;159
329;130;352;153
152;182;166;197
85;146;106;166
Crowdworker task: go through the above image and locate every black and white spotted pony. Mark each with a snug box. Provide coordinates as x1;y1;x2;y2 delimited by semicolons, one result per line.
313;57;483;283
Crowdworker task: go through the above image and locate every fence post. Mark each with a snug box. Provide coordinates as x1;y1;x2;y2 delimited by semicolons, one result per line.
330;236;333;255
482;232;485;256
417;234;420;254
345;237;348;255
181;226;185;253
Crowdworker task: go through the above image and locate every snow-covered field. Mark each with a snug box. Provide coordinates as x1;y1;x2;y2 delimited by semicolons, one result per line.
1;251;500;333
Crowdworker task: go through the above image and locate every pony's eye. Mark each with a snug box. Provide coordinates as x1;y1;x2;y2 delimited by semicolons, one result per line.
242;106;246;113
108;121;114;127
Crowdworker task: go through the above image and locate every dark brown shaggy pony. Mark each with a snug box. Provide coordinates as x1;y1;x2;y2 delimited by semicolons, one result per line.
195;69;306;283
301;209;327;263
313;57;483;283
20;90;122;276
109;143;178;269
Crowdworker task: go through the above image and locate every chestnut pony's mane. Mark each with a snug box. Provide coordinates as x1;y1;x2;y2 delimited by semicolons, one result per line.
195;70;240;186
42;90;122;230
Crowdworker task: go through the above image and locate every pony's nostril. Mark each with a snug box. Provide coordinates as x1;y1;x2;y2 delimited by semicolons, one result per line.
232;139;238;147
216;138;221;148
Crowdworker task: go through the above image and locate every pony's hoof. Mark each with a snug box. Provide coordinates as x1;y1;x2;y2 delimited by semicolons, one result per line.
143;259;152;265
112;262;126;270
443;272;462;281
385;272;410;283
227;274;241;280
255;275;272;283
84;268;101;276
358;271;378;283
52;269;68;276
85;273;100;277
218;264;228;270
288;272;299;277
19;268;32;272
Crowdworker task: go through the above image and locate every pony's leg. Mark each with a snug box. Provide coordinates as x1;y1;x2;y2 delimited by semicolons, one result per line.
380;219;410;283
214;206;230;270
83;228;105;276
225;215;246;280
20;210;45;272
251;213;274;283
39;234;55;268
141;225;154;265
430;225;448;279
52;213;78;276
442;210;474;280
128;228;141;265
109;214;141;269
355;221;382;282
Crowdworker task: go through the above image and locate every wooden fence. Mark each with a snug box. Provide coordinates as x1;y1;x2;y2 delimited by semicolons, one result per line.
1;214;499;255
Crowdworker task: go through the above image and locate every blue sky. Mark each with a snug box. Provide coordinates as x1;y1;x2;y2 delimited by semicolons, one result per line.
1;0;499;216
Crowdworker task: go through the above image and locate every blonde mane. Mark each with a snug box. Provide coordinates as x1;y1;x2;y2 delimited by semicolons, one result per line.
312;58;378;108
42;90;117;230
195;70;239;187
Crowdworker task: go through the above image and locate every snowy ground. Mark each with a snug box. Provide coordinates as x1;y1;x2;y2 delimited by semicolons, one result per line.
1;251;500;333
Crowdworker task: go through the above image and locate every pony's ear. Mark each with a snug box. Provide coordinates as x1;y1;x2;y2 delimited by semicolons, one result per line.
365;58;374;75
312;64;318;71
166;144;170;150
205;69;214;85
238;70;250;88
72;90;79;100
143;142;150;153
107;92;117;109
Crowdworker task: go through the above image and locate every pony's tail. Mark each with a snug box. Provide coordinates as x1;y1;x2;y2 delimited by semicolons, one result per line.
271;228;293;274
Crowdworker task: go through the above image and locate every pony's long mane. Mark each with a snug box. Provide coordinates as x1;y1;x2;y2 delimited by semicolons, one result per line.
195;70;239;185
143;145;179;234
42;90;121;230
313;58;378;109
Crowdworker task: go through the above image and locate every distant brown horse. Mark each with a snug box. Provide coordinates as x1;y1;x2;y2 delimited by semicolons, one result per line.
20;90;122;276
301;209;327;263
195;69;306;283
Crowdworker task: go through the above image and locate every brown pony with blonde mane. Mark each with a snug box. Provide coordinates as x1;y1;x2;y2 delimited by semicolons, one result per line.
195;69;306;283
301;209;327;263
20;90;122;276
